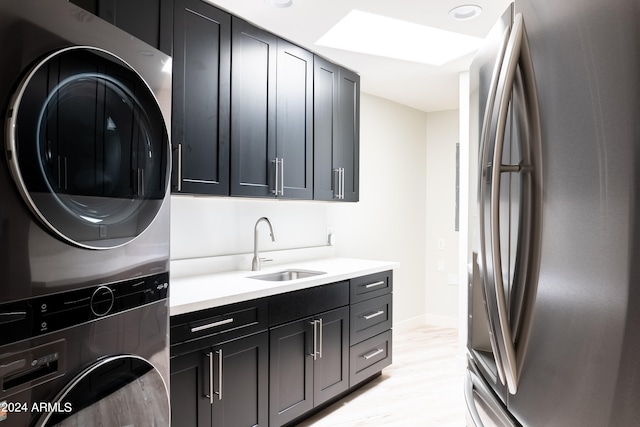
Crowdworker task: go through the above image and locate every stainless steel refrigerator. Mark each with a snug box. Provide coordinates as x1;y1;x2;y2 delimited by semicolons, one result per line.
465;0;640;425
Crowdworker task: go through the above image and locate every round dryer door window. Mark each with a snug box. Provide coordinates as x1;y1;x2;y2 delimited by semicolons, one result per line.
5;46;169;249
35;355;169;427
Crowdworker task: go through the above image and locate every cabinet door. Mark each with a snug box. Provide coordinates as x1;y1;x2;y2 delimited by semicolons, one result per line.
314;306;350;406
313;56;340;201
230;18;277;198
172;0;231;195
212;332;269;427
269;318;314;426
313;57;360;202
70;0;171;54
170;350;213;427
276;39;313;199
337;67;360;202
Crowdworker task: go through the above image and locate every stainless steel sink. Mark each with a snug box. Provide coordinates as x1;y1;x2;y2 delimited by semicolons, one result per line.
249;269;326;282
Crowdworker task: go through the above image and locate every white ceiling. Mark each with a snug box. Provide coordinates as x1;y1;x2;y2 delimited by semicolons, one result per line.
205;0;512;112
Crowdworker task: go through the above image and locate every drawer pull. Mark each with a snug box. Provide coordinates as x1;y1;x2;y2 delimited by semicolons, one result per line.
364;280;385;289
363;310;385;320
363;348;385;360
191;317;234;333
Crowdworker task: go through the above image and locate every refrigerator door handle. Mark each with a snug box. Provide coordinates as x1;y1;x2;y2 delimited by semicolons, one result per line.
477;14;513;388
465;368;517;427
489;12;543;395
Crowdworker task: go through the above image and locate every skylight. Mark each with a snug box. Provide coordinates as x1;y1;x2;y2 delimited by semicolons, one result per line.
315;10;484;66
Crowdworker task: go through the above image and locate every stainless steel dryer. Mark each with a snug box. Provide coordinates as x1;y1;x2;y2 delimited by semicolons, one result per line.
0;0;172;303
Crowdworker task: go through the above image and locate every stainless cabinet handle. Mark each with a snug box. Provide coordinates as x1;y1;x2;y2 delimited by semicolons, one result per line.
206;351;214;404
216;349;223;401
190;317;234;333
339;167;345;199
272;158;285;196
272;159;278;195
318;318;323;359
279;158;284;196
364;281;385;289
310;320;317;360
362;348;384;360
177;143;183;192
333;168;340;199
363;310;385;320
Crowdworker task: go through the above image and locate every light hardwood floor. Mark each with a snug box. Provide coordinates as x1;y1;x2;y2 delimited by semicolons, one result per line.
296;325;467;427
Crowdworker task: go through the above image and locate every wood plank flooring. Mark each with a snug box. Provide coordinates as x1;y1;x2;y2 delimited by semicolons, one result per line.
296;325;466;426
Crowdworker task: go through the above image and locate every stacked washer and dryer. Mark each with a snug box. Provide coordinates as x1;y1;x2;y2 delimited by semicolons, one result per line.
0;1;172;425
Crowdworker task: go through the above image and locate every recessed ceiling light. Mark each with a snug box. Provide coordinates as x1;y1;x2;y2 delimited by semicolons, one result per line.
264;0;293;8
315;10;484;66
449;5;483;21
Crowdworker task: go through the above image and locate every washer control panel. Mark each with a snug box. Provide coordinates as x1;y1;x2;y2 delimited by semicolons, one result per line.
0;272;169;347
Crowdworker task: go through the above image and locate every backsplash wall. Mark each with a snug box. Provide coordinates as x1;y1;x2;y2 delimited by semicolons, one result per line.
170;196;330;260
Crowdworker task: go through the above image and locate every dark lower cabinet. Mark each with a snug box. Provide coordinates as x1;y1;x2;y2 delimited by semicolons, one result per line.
170;272;392;427
269;307;349;426
170;349;213;427
171;331;269;427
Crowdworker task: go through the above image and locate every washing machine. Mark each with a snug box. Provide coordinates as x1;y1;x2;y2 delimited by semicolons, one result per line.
0;0;171;425
0;274;170;426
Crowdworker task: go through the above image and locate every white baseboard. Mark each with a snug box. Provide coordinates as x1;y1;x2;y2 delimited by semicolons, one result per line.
423;314;459;329
393;314;460;332
392;315;426;333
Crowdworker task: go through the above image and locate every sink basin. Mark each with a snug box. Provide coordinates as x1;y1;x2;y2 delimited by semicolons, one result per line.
249;269;326;282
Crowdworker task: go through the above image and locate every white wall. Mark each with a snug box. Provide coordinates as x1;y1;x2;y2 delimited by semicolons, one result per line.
169;93;465;329
327;93;428;329
425;110;460;328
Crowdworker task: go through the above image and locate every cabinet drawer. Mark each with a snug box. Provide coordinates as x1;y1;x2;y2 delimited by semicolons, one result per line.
268;281;349;326
349;330;392;387
350;294;392;345
350;270;392;304
170;298;268;357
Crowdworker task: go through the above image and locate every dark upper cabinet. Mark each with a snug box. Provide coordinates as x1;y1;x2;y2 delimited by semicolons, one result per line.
314;56;360;202
230;18;277;198
275;39;314;199
171;0;231;195
230;18;313;199
69;0;172;55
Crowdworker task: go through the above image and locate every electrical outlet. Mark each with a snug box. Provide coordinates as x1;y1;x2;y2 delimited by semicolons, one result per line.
437;238;445;250
437;260;445;272
326;227;334;246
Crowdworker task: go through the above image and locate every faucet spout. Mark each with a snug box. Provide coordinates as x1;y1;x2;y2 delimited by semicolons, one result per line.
252;217;276;271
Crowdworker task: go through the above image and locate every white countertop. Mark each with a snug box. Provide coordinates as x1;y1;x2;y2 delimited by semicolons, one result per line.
170;257;398;316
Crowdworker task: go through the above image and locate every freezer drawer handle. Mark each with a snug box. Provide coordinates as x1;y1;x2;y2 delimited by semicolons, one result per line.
364;280;385;289
363;310;385;320
191;317;234;333
362;348;384;360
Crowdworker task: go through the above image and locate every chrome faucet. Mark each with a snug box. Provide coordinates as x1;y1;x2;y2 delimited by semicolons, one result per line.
252;217;276;271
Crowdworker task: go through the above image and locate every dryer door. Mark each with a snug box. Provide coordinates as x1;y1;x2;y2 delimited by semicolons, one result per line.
5;46;170;249
35;354;169;427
